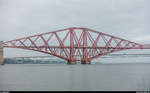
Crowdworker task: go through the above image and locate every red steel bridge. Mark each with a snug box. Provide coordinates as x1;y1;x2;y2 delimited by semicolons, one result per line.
2;27;150;64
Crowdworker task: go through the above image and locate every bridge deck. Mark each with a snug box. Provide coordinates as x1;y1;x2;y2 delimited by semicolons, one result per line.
4;46;150;49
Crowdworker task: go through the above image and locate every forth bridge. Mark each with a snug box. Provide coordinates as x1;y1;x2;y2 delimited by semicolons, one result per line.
0;27;150;64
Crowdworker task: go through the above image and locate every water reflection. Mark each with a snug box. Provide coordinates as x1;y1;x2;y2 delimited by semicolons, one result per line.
0;64;150;91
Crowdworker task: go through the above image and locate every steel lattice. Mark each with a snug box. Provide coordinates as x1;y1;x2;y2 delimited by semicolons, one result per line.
3;27;145;62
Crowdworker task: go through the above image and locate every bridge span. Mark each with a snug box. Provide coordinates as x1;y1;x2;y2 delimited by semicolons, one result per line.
1;27;150;64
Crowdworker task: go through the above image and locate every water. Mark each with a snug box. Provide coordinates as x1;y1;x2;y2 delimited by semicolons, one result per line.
0;63;150;91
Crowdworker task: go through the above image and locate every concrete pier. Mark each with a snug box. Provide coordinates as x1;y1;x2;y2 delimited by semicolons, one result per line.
0;41;4;65
67;61;76;64
81;61;91;64
67;60;91;64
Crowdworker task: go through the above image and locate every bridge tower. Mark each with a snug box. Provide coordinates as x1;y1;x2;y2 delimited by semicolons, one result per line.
67;28;91;64
67;27;76;64
0;41;4;65
81;28;90;64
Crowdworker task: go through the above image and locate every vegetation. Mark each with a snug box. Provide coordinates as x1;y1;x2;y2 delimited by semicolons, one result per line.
4;58;66;64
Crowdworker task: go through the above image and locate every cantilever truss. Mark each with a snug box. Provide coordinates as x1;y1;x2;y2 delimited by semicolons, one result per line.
3;27;143;62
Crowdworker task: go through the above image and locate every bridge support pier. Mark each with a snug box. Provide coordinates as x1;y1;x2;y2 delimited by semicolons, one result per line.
67;60;91;64
81;61;91;64
67;61;76;64
0;41;4;65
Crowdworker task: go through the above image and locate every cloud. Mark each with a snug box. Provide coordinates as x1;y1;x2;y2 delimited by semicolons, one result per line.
0;0;149;57
134;35;150;43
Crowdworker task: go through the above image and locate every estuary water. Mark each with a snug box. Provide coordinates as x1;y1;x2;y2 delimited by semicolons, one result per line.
0;63;150;91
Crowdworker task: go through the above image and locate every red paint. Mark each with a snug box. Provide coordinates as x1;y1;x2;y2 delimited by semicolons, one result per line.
3;27;149;62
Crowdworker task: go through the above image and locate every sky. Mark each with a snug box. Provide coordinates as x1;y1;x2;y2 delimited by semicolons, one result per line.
0;0;150;57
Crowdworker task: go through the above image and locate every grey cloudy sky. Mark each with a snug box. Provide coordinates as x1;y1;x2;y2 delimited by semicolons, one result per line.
0;0;150;57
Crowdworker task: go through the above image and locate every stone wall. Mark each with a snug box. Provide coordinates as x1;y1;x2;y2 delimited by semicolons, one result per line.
0;41;4;65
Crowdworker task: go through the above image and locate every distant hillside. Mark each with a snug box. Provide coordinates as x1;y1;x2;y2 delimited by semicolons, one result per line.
4;58;66;64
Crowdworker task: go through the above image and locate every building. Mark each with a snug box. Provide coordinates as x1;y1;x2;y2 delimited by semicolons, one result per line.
0;41;4;65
